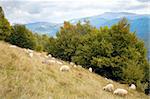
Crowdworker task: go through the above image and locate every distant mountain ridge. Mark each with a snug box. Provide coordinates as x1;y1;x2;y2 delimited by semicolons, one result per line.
25;12;150;58
25;22;60;37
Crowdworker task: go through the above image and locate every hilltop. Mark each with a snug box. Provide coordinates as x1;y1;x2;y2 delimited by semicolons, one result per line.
0;41;149;99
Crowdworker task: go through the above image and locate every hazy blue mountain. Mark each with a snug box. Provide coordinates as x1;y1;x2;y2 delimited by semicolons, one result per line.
26;22;60;37
25;12;149;38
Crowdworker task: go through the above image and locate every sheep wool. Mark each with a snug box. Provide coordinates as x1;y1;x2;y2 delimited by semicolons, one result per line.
113;88;128;96
103;84;114;92
70;62;74;65
48;54;52;58
89;67;92;72
60;65;70;72
29;53;33;58
10;45;17;48
105;78;113;83
129;84;136;90
56;61;63;65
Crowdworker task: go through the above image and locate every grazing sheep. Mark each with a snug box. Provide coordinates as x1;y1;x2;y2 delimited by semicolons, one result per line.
48;54;52;58
27;49;33;53
129;84;136;90
78;65;82;68
29;52;33;58
10;45;17;48
105;77;113;83
56;61;63;65
89;67;92;72
113;88;128;96
73;65;77;68
70;62;74;65
103;84;114;92
60;65;70;72
51;57;55;60
42;59;55;65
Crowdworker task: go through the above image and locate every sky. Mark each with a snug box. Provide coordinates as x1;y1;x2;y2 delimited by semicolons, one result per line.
0;0;149;24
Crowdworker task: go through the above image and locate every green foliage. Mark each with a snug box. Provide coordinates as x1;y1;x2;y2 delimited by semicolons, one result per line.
33;33;53;52
48;18;149;92
0;7;12;41
49;21;94;61
8;24;36;49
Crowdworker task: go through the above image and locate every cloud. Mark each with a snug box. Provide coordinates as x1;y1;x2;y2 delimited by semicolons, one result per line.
0;0;149;24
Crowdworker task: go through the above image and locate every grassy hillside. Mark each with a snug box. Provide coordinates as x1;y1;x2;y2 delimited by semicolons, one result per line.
0;41;149;99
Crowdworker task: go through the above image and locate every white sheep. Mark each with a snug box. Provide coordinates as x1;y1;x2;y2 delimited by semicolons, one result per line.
60;65;70;72
56;61;63;65
105;77;113;83
78;65;82;68
48;54;52;58
51;57;55;60
10;45;17;48
73;65;77;68
129;84;136;90
113;88;128;96
70;62;74;65
27;49;33;53
89;67;92;72
103;84;114;92
29;52;33;57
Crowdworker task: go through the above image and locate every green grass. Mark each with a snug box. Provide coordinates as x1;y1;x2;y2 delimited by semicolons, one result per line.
0;41;149;99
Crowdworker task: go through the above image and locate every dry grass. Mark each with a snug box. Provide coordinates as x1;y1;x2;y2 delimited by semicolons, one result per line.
0;41;149;99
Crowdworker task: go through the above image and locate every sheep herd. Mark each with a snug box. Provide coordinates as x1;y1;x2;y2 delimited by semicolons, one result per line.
10;45;137;97
102;83;136;96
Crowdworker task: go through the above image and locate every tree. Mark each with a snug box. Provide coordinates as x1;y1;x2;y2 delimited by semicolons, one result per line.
8;24;36;49
0;6;12;41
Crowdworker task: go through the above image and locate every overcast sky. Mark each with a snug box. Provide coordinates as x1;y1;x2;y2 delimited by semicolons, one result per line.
0;0;149;24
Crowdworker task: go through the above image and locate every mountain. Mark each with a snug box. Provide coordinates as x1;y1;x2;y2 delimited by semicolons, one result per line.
0;41;149;98
26;22;60;37
25;12;149;38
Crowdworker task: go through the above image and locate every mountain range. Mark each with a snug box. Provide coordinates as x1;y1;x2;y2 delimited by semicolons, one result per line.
25;12;150;59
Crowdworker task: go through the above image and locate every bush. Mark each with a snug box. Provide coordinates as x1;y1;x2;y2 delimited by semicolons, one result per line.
8;24;36;50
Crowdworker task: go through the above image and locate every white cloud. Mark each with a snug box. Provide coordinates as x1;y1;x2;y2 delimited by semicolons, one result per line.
0;0;149;24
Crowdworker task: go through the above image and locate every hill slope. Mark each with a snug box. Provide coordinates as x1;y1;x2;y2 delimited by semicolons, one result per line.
0;41;149;99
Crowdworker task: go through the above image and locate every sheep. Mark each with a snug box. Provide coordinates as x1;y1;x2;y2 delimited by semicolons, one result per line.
51;57;55;60
70;62;74;65
10;45;17;48
89;67;92;72
27;49;33;53
129;84;136;90
56;61;63;65
73;65;77;68
60;65;70;72
105;77;113;83
42;59;55;65
113;88;128;96
48;54;52;58
29;52;33;58
103;84;114;92
77;65;82;68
